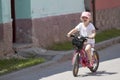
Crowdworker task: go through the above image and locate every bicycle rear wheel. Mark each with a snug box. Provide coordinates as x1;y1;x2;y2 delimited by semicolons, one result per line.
72;53;79;77
89;50;99;72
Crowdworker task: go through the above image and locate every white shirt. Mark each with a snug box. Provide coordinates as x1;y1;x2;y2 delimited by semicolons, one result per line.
75;22;95;45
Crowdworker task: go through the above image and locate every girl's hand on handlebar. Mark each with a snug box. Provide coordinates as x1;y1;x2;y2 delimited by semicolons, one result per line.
67;33;71;37
67;33;75;38
88;36;94;39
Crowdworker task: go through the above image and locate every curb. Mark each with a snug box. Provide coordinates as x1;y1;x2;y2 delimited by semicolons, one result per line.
95;37;120;50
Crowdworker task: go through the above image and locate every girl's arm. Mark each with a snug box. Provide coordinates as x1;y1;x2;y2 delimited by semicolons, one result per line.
88;30;96;39
67;28;78;37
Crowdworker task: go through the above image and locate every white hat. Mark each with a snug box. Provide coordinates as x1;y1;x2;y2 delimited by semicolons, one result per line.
81;12;91;18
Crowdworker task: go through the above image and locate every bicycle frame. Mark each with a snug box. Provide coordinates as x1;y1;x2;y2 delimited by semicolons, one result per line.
72;48;89;67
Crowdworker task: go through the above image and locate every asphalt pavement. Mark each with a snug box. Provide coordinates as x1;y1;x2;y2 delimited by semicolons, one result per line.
0;42;120;80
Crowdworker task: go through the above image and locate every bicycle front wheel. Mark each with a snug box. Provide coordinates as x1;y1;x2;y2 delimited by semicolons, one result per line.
89;51;99;72
72;53;79;77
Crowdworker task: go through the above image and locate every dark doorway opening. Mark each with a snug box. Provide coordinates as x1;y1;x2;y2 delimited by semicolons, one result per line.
11;0;16;43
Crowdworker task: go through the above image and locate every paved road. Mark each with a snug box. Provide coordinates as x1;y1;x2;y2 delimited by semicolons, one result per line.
0;44;120;80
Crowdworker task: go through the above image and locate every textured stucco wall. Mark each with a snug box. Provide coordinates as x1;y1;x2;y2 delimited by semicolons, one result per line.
32;13;81;47
96;7;120;31
0;23;13;57
0;0;13;57
96;0;120;31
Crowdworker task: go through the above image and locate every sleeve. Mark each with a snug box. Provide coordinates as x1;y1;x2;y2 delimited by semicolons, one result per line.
75;23;82;31
90;23;95;31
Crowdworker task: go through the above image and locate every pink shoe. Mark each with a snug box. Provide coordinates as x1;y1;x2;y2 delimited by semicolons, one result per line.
88;61;93;68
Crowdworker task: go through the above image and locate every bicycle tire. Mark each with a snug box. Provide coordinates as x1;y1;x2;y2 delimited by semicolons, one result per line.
72;53;79;77
89;50;99;72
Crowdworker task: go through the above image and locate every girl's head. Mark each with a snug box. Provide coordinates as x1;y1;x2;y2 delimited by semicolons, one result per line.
80;12;92;23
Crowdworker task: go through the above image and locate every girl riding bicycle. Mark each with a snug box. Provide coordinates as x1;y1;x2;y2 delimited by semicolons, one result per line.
67;11;96;68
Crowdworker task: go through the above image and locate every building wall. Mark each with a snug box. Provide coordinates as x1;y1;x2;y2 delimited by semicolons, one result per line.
31;0;84;18
15;0;120;48
15;0;31;19
96;0;120;10
15;0;85;19
96;0;120;31
15;0;85;47
31;0;85;47
0;0;13;57
32;13;80;47
0;1;2;23
1;0;120;56
0;0;11;23
15;0;33;43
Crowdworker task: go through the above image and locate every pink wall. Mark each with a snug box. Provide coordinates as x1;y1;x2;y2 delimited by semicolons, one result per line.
96;0;120;10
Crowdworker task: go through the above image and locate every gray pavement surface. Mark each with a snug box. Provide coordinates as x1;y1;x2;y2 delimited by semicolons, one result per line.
40;58;120;80
0;43;120;80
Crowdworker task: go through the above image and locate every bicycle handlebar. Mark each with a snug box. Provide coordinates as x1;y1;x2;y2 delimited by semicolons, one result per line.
70;34;75;37
70;34;89;39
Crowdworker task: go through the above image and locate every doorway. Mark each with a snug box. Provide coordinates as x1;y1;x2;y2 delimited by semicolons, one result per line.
11;0;16;43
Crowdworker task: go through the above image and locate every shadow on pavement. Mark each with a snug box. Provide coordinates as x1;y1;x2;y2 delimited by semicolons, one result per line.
78;70;118;77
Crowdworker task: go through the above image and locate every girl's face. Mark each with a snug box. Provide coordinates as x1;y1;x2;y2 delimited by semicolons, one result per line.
81;16;90;23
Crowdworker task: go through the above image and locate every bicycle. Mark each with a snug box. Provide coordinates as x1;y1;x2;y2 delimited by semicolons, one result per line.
70;34;99;77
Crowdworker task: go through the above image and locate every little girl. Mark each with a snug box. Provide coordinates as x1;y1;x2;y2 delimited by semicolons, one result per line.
67;11;96;67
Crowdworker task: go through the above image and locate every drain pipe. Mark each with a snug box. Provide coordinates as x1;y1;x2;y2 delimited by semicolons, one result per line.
92;0;98;30
84;0;98;30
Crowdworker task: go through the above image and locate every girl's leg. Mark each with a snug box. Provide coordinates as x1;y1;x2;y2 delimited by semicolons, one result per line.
85;44;93;67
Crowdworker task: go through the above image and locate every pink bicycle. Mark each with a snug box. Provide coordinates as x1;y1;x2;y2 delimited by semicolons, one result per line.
70;35;99;77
